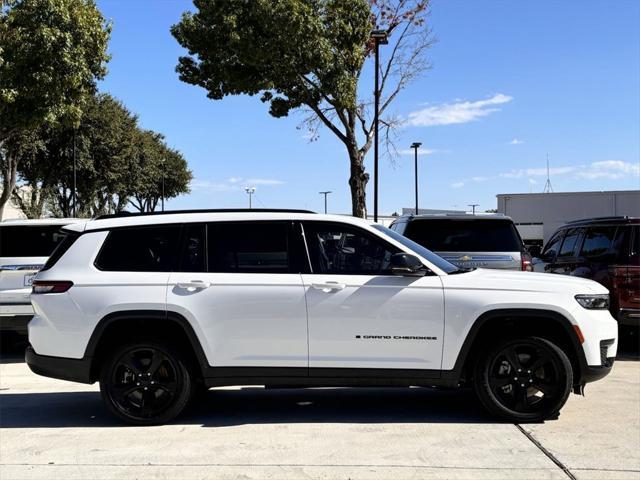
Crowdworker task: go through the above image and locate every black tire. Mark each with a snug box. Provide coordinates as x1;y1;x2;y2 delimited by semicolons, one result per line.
99;340;194;425
474;336;573;423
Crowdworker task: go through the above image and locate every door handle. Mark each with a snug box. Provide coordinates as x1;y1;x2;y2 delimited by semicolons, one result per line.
176;280;210;290
311;281;346;291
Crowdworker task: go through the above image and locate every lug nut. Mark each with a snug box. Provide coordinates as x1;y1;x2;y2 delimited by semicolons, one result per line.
136;383;140;386
144;387;148;390
527;370;531;374
529;379;533;383
514;377;518;381
521;384;525;387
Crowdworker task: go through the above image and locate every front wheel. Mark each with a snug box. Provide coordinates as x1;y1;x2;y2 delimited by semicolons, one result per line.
474;336;573;422
99;340;194;425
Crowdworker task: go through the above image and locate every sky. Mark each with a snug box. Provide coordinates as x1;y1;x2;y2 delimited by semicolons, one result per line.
96;0;640;214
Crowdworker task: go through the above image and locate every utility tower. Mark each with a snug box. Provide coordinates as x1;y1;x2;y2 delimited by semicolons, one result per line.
543;153;553;193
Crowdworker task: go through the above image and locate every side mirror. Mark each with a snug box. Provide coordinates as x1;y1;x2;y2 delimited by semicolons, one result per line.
391;253;427;277
528;245;542;258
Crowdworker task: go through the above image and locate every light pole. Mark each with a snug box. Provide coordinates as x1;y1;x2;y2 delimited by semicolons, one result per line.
319;191;332;214
245;186;256;209
371;29;388;222
468;204;479;215
72;130;77;217
161;158;165;212
411;142;422;215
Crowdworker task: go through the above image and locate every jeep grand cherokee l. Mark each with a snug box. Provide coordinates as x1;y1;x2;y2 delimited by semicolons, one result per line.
26;209;617;425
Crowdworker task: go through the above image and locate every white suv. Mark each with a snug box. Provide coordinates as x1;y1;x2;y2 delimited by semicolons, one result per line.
26;210;618;425
0;219;75;335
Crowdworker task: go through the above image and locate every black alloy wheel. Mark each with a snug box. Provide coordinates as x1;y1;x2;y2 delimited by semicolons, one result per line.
474;336;573;422
100;341;193;425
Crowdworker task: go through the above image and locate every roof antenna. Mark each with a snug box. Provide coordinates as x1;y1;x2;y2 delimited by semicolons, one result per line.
543;153;553;193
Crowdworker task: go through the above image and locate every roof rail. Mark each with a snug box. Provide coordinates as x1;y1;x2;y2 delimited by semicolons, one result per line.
565;215;630;225
94;208;316;220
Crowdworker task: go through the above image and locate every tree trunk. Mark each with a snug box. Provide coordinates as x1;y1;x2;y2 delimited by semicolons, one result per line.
0;151;18;219
346;143;368;218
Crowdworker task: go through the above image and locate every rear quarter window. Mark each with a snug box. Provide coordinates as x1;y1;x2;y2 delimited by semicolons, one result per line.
95;225;181;272
580;226;617;259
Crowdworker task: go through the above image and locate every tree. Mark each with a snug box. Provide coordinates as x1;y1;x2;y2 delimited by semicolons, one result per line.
128;130;192;213
171;0;431;217
0;0;111;217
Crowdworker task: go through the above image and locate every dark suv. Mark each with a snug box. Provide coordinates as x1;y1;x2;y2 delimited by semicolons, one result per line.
532;216;639;326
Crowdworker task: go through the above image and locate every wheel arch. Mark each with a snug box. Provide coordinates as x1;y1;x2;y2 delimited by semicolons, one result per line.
85;310;209;382
450;308;587;387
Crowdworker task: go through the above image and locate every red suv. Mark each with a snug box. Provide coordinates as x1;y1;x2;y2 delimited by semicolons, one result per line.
532;216;639;326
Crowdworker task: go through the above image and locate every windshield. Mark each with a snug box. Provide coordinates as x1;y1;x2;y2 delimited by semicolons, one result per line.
0;225;67;257
372;224;460;274
404;219;522;252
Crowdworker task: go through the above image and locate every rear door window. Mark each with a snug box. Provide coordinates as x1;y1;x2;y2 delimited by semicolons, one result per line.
0;225;66;257
403;219;522;252
580;226;617;259
95;225;181;271
207;222;290;273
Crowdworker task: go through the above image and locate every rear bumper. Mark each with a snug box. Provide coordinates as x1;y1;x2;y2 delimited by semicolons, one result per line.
25;345;93;384
618;309;640;327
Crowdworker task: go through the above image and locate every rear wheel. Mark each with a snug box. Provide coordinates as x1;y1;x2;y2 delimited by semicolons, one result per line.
474;336;572;422
99;340;193;425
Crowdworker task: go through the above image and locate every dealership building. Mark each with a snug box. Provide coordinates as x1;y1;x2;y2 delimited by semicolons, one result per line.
496;190;640;245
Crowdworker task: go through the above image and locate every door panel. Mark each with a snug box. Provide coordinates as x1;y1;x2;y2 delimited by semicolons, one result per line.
303;273;444;369
167;272;308;367
301;221;444;370
167;221;308;368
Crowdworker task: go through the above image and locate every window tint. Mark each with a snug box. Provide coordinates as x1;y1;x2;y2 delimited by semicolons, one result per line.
542;231;564;260
179;224;206;272
580;226;617;258
0;226;66;257
632;226;640;258
403;219;522;252
96;225;181;271
304;222;399;275
558;228;582;258
207;222;289;273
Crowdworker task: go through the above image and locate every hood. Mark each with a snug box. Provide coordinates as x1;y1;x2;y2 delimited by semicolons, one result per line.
443;268;608;295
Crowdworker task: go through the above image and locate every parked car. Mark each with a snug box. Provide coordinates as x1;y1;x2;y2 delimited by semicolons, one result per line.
532;216;639;327
390;214;533;271
0;218;76;336
27;209;617;424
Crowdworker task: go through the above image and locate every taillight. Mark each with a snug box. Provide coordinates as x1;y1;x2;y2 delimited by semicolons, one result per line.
32;280;74;294
521;251;533;272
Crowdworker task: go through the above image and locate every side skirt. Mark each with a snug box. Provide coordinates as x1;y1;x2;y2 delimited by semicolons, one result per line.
203;367;459;388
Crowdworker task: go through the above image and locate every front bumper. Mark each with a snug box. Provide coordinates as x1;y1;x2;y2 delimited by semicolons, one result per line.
25;345;93;384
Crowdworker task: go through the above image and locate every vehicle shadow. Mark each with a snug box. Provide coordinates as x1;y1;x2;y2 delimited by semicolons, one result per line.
618;326;640;360
0;386;496;428
0;332;27;364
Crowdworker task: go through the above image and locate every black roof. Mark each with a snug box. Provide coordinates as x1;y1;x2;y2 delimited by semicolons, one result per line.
564;216;639;226
95;208;316;220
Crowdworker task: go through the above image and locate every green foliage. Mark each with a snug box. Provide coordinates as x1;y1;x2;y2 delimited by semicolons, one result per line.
0;0;111;137
171;0;371;119
12;94;192;218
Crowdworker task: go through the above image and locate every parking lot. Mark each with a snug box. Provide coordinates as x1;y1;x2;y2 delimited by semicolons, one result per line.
0;335;638;480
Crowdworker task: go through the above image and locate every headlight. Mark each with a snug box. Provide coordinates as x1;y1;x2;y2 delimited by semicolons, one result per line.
575;294;609;310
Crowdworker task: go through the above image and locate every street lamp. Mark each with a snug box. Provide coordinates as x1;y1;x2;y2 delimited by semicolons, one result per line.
468;204;479;215
371;29;388;223
72;130;77;217
161;158;165;212
319;191;332;214
245;186;256;209
411;142;422;215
